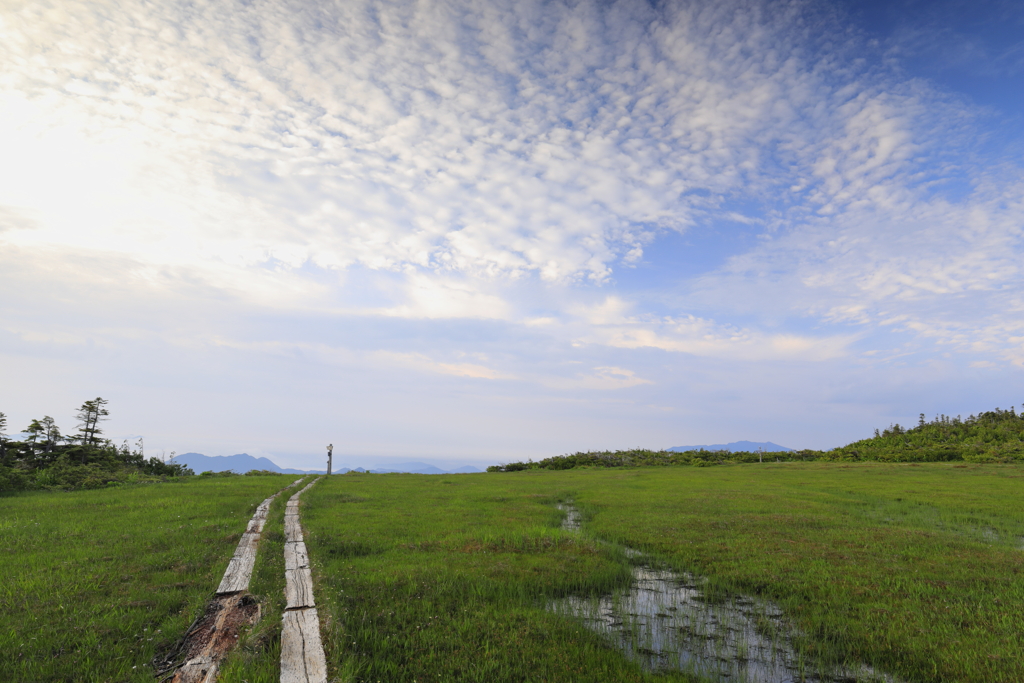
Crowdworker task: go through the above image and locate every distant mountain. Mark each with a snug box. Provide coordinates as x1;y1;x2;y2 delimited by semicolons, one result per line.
369;462;483;474
370;461;447;474
169;453;325;474
667;441;794;453
449;465;483;474
170;453;483;475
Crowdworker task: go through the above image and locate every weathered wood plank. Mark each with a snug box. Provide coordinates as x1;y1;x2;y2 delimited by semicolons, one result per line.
237;530;261;556
216;557;247;594
280;608;327;683
285;567;316;609
284;515;303;543
217;531;261;594
246;509;271;534
166;483;304;682
284;541;310;571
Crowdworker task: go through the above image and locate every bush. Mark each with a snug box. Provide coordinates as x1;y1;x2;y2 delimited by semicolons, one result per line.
0;465;30;493
488;407;1024;473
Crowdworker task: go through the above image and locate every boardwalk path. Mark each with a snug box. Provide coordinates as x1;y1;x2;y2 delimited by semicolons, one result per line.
162;477;307;683
280;477;328;683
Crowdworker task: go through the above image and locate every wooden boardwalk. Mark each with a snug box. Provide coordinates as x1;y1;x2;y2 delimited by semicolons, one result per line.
164;477;307;683
280;478;328;683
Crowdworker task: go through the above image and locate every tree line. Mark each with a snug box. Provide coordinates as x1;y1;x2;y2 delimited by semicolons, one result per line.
0;398;193;492
487;406;1024;472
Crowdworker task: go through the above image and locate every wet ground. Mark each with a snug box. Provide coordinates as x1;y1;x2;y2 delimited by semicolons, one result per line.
548;502;900;683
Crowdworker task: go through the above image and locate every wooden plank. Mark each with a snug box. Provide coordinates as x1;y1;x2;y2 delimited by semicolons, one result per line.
284;515;303;543
216;557;247;595
285;567;315;609
216;532;260;594
235;531;260;556
280;608;327;683
167;484;302;681
246;502;272;533
284;541;310;571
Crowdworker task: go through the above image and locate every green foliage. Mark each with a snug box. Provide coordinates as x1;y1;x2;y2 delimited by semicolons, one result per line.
491;405;1024;471
488;447;809;472
74;397;109;447
0;398;193;493
827;407;1024;463
0;464;29;492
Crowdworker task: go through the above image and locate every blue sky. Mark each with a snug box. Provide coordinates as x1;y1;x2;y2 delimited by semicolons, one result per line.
1;0;1022;470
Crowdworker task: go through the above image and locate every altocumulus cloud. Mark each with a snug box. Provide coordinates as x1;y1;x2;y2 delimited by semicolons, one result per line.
1;0;1022;461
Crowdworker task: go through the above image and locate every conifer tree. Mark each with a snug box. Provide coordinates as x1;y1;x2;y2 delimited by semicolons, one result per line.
75;398;110;461
25;419;44;448
40;416;61;453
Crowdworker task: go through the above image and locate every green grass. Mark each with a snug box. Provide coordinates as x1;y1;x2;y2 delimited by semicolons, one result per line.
295;464;1024;683
0;475;300;682
300;475;671;683
3;464;1023;682
573;463;1024;682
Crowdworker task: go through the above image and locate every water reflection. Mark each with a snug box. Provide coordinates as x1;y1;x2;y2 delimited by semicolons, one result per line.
555;502;581;530
549;502;899;683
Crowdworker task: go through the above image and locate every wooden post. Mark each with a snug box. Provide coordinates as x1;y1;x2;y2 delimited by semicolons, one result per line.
326;443;333;476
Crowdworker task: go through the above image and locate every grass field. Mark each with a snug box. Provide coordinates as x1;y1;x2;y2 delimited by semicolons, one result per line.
291;464;1024;683
0;475;300;682
2;464;1023;682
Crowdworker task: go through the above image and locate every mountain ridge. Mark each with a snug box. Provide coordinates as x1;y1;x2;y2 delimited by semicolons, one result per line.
667;441;794;453
169;452;481;475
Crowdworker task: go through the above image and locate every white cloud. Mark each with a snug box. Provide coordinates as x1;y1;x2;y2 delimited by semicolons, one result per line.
371;351;517;381
692;169;1024;363
1;0;940;288
4;0;1020;364
2;0;1024;462
378;274;513;320
571;298;856;361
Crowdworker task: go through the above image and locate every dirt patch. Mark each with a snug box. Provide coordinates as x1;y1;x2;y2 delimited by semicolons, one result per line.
154;592;261;682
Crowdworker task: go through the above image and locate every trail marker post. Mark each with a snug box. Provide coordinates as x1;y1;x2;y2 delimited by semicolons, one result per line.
326;443;333;475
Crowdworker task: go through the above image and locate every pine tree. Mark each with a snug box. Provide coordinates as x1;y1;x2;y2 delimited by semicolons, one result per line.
25;419;44;446
75;398;110;461
40;416;61;453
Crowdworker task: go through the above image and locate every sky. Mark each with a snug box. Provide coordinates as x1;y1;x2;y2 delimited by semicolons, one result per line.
1;0;1022;471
